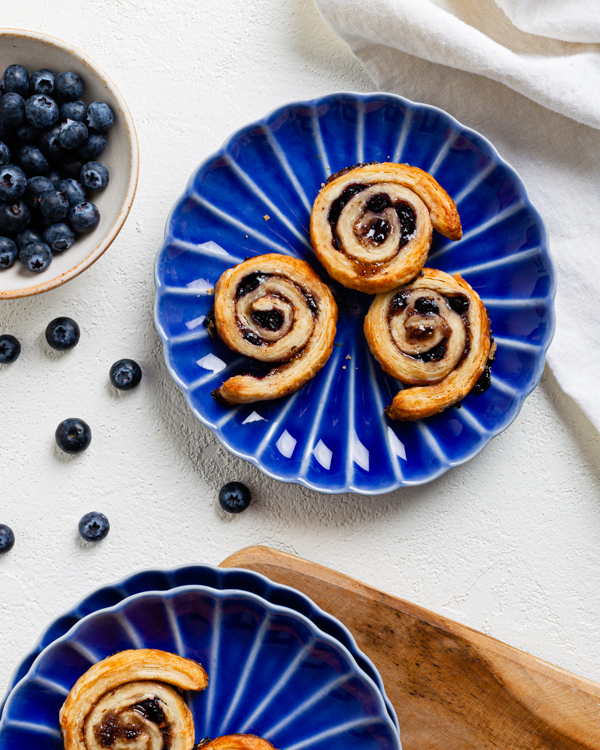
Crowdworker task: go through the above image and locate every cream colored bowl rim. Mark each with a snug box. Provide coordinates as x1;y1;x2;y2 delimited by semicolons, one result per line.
0;28;139;300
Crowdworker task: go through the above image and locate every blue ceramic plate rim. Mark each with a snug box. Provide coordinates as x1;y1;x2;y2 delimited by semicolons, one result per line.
154;91;556;495
0;584;401;749
0;564;398;733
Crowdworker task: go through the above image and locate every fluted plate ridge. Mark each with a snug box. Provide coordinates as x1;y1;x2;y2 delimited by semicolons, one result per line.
0;564;398;733
0;585;401;750
154;92;555;494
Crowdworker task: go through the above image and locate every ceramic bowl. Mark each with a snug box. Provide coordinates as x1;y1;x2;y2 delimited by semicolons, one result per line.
0;586;401;750
0;29;138;299
0;564;398;732
154;92;555;495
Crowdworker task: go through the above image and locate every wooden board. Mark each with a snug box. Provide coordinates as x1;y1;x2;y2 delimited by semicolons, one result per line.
220;545;600;750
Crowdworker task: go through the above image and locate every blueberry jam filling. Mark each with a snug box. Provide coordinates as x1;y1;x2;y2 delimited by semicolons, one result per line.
414;340;447;362
134;698;167;727
328;183;366;249
365;194;391;213
414;297;439;315
445;294;470;315
472;338;496;395
243;330;264;346
96;699;170;748
235;272;270;298
304;290;318;313
252;309;284;331
364;218;389;244
390;291;408;312
395;202;416;246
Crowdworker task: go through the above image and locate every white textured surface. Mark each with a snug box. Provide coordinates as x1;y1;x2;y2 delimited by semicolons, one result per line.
1;0;600;709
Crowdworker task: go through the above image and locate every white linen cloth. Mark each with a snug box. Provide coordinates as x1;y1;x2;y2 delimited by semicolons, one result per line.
315;0;600;432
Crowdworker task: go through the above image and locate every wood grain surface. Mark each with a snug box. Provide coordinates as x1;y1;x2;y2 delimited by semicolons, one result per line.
220;545;600;750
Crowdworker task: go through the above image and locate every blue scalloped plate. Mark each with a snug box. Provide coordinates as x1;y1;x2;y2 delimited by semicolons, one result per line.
154;92;555;494
0;564;398;733
0;587;401;750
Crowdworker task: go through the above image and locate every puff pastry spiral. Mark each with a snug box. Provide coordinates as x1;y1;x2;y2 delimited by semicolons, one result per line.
60;649;209;750
200;736;278;750
310;162;461;293
364;268;492;420
212;254;337;404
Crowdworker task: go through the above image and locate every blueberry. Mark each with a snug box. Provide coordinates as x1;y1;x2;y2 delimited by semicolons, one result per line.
80;161;109;191
15;123;42;143
18;145;49;175
0;92;25;127
40;190;69;221
218;482;252;513
0;236;17;269
55;417;91;454
60;100;87;123
0;200;30;233
47;169;61;187
78;133;106;161
3;65;29;96
29;68;56;96
60;158;83;180
19;240;52;272
0;165;26;200
69;201;100;233
25;94;59;129
38;125;64;162
46;316;80;349
0;524;15;554
16;228;42;249
86;101;114;132
78;511;109;542
0;334;21;363
0;141;10;166
56;178;85;206
109;358;142;390
24;175;54;209
55;71;83;102
43;223;75;252
58;119;88;150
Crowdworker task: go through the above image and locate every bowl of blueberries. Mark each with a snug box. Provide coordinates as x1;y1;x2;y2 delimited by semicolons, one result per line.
0;29;138;298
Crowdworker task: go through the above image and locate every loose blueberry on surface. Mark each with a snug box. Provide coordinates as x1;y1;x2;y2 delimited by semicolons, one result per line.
86;102;114;132
0;92;25;127
55;417;91;454
78;511;109;542
0;524;15;554
46;316;80;350
0;200;31;234
38;125;64;162
25;94;59;129
78;133;106;161
29;68;56;96
60;100;87;123
40;189;69;221
18;144;49;175
16;228;42;249
55;71;83;102
0;141;10;166
56;178;85;206
43;222;75;252
80;161;109;191
0;236;18;269
0;334;21;363
69;201;100;233
24;175;54;208
58;119;88;150
19;240;52;272
110;359;142;390
3;65;29;96
0;165;27;200
218;482;252;514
